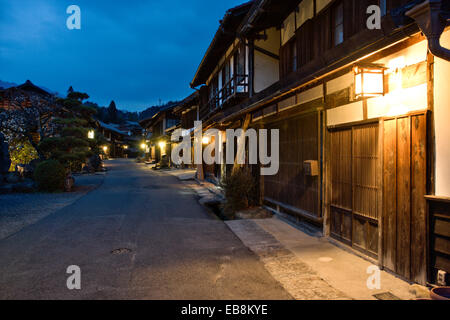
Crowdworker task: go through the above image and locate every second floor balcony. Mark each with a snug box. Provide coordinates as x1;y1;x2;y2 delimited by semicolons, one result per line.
208;74;249;112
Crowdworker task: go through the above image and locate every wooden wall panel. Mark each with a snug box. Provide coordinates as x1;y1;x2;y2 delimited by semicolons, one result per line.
411;114;427;284
396;117;411;279
383;119;397;272
264;112;320;217
382;114;427;283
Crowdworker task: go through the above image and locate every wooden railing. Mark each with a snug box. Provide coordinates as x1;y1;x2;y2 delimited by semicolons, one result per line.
208;74;249;112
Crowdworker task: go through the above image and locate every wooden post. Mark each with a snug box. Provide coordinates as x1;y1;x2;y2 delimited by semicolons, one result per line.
232;113;252;174
248;39;255;98
378;118;384;268
323;83;331;237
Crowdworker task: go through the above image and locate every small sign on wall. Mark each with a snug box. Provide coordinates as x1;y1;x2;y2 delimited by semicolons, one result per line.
304;160;319;176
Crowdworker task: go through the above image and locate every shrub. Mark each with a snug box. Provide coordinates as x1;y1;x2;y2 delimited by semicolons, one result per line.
221;167;258;214
34;160;66;192
9;138;39;172
88;154;102;172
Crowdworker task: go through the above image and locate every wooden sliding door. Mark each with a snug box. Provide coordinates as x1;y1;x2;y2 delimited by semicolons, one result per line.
330;123;380;257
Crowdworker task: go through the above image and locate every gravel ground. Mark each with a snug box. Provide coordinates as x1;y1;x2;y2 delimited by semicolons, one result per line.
0;174;105;240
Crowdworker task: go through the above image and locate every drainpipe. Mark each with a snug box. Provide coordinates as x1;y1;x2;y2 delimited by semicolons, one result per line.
406;0;450;61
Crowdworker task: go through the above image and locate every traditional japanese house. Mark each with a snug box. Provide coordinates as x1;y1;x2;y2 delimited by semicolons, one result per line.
172;92;199;169
191;1;295;181
97;121;128;158
193;0;450;285
139;106;180;164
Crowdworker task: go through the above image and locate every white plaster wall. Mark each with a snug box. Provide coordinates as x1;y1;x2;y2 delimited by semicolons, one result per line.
255;27;280;55
281;11;296;46
375;39;428;69
254;51;279;93
327;101;363;126
316;0;333;14
434;29;450;197
367;83;428;118
326;72;354;94
254;27;280;93
297;0;314;28
297;85;323;104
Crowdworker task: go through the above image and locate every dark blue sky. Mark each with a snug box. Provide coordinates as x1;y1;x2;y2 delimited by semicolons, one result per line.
0;0;245;112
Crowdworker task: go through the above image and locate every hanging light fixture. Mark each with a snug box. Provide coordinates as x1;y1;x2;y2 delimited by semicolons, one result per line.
353;64;386;99
202;136;211;145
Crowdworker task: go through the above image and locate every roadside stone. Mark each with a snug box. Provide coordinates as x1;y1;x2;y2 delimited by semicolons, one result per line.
0;184;13;194
409;284;431;299
236;207;273;219
5;173;20;184
12;180;35;193
16;164;34;178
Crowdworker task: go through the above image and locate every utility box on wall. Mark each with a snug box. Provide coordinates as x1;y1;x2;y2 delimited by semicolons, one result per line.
304;160;319;176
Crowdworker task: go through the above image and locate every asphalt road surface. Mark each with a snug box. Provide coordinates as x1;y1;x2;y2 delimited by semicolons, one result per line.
0;159;292;299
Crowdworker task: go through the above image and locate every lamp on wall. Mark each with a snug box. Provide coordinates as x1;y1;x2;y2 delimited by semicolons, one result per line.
353;64;386;99
202;136;211;145
88;130;95;139
158;141;166;149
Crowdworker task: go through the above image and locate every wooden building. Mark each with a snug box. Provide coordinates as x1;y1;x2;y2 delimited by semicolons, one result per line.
172;93;200;169
139;106;180;164
97;121;128;158
191;0;450;285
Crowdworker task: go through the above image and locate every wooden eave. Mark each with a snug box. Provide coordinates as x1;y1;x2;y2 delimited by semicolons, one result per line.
191;1;254;87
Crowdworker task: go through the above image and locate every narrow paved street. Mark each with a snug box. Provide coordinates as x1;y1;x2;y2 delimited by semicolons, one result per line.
0;159;291;299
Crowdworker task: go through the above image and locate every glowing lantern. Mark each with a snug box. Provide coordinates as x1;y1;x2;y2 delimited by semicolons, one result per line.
202;136;211;145
88;130;95;139
354;64;385;99
158;141;166;149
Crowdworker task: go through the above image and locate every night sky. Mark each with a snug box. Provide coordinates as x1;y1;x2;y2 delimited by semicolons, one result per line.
0;0;245;111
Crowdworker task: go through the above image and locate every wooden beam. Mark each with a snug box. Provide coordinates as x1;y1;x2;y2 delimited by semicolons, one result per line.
254;45;280;60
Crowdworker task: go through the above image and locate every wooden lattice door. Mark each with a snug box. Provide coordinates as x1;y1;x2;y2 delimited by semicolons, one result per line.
330;123;380;257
